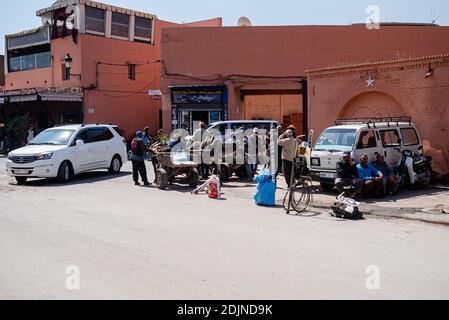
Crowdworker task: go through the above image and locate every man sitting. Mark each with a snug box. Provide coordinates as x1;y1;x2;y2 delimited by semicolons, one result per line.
357;154;384;198
335;152;364;199
372;154;401;195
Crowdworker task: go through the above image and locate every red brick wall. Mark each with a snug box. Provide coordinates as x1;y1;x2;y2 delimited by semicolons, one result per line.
307;56;449;175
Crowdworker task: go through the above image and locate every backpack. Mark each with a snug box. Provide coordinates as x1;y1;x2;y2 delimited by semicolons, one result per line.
131;139;140;153
330;194;363;220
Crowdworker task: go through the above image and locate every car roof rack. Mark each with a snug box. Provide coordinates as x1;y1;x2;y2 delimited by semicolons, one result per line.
335;116;412;129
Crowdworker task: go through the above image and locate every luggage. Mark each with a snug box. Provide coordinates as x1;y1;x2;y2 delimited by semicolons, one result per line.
254;170;277;206
330;194;363;219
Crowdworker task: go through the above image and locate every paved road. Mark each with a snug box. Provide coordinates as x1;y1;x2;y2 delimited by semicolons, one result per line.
1;158;449;299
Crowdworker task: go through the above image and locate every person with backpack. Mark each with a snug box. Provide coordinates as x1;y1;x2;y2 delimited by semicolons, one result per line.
131;131;150;186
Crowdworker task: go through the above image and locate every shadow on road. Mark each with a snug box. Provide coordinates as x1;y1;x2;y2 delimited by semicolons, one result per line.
13;171;131;188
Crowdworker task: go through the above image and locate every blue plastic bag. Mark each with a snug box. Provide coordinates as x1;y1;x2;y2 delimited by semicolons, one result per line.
254;170;277;207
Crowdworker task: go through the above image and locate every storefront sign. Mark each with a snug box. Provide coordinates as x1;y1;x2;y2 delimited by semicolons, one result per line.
148;90;162;101
0;87;83;98
172;86;224;105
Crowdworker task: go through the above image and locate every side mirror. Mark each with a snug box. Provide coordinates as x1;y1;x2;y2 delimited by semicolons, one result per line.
76;139;84;147
418;145;424;151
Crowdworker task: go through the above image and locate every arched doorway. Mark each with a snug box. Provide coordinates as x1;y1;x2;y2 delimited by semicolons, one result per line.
338;91;406;119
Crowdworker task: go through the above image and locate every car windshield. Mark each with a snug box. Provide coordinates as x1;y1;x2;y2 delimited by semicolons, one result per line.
29;129;76;146
315;129;357;152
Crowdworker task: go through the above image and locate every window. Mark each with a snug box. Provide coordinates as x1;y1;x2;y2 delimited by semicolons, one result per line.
134;17;153;41
74;130;89;145
85;6;105;34
111;12;129;38
104;129;114;140
315;129;357;152
7;44;51;72
380;130;401;148
401;128;419;146
36;52;51;68
112;126;124;137
357;130;377;149
128;64;136;80
29;129;76;146
21;54;36;71
88;128;108;143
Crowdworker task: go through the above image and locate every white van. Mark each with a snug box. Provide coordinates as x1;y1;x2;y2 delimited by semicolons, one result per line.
309;117;423;188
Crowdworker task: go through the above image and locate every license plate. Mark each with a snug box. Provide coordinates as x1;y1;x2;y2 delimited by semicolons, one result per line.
320;172;336;179
14;169;28;175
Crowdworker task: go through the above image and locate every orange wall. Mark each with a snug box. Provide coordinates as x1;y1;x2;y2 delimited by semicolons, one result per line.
160;25;449;133
307;57;449;175
161;25;449;78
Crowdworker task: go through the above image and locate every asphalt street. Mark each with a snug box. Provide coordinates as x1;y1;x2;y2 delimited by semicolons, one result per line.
1;158;449;299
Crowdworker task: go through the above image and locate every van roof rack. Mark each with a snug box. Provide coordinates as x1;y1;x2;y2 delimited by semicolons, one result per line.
335;116;412;128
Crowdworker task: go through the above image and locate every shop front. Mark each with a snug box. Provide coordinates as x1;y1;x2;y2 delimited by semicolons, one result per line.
170;85;227;133
0;87;83;148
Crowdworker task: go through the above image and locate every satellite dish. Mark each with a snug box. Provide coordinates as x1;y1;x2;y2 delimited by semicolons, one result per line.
237;17;252;27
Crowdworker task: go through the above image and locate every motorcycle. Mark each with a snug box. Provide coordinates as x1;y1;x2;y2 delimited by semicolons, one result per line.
396;146;432;189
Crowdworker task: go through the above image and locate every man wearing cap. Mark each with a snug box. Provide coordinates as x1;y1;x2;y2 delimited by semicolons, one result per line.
278;129;297;188
130;131;150;186
335;152;364;198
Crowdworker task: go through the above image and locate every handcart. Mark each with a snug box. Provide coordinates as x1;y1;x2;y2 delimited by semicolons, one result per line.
153;146;200;190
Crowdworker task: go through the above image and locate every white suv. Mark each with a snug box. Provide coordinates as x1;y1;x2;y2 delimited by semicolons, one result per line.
6;124;127;185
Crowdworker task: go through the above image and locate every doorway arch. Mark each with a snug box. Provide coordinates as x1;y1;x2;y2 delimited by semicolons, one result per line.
338;91;406;119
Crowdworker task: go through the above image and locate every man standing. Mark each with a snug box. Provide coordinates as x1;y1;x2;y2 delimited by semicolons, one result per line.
192;122;210;180
334;152;364;198
372;154;400;195
130;131;150;186
278;130;296;188
357;154;384;198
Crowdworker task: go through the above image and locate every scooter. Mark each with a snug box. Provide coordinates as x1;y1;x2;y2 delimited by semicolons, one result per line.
396;146;432;189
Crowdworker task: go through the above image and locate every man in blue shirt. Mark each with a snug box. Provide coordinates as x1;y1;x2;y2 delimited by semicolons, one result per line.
372;154;401;195
357;154;384;198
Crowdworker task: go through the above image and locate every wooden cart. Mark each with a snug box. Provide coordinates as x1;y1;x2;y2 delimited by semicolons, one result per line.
153;149;200;190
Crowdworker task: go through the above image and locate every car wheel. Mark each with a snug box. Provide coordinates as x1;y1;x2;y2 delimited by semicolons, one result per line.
218;164;232;182
188;168;200;188
108;155;122;174
156;168;168;190
15;177;28;185
57;161;72;183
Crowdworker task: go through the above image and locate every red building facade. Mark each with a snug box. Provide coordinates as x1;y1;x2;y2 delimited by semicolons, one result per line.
160;24;449;175
0;0;221;140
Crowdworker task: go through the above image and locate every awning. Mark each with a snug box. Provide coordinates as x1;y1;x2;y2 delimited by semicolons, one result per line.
9;95;38;103
40;94;83;102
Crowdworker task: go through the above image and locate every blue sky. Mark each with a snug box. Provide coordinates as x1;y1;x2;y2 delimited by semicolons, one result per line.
1;0;448;53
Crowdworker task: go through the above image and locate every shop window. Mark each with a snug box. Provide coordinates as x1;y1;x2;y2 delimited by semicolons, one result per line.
380;129;401;148
134;17;153;42
111;12;129;38
85;6;105;34
401;128;419;146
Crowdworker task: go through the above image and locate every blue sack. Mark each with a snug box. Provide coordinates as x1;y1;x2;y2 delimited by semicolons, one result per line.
254;170;277;207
